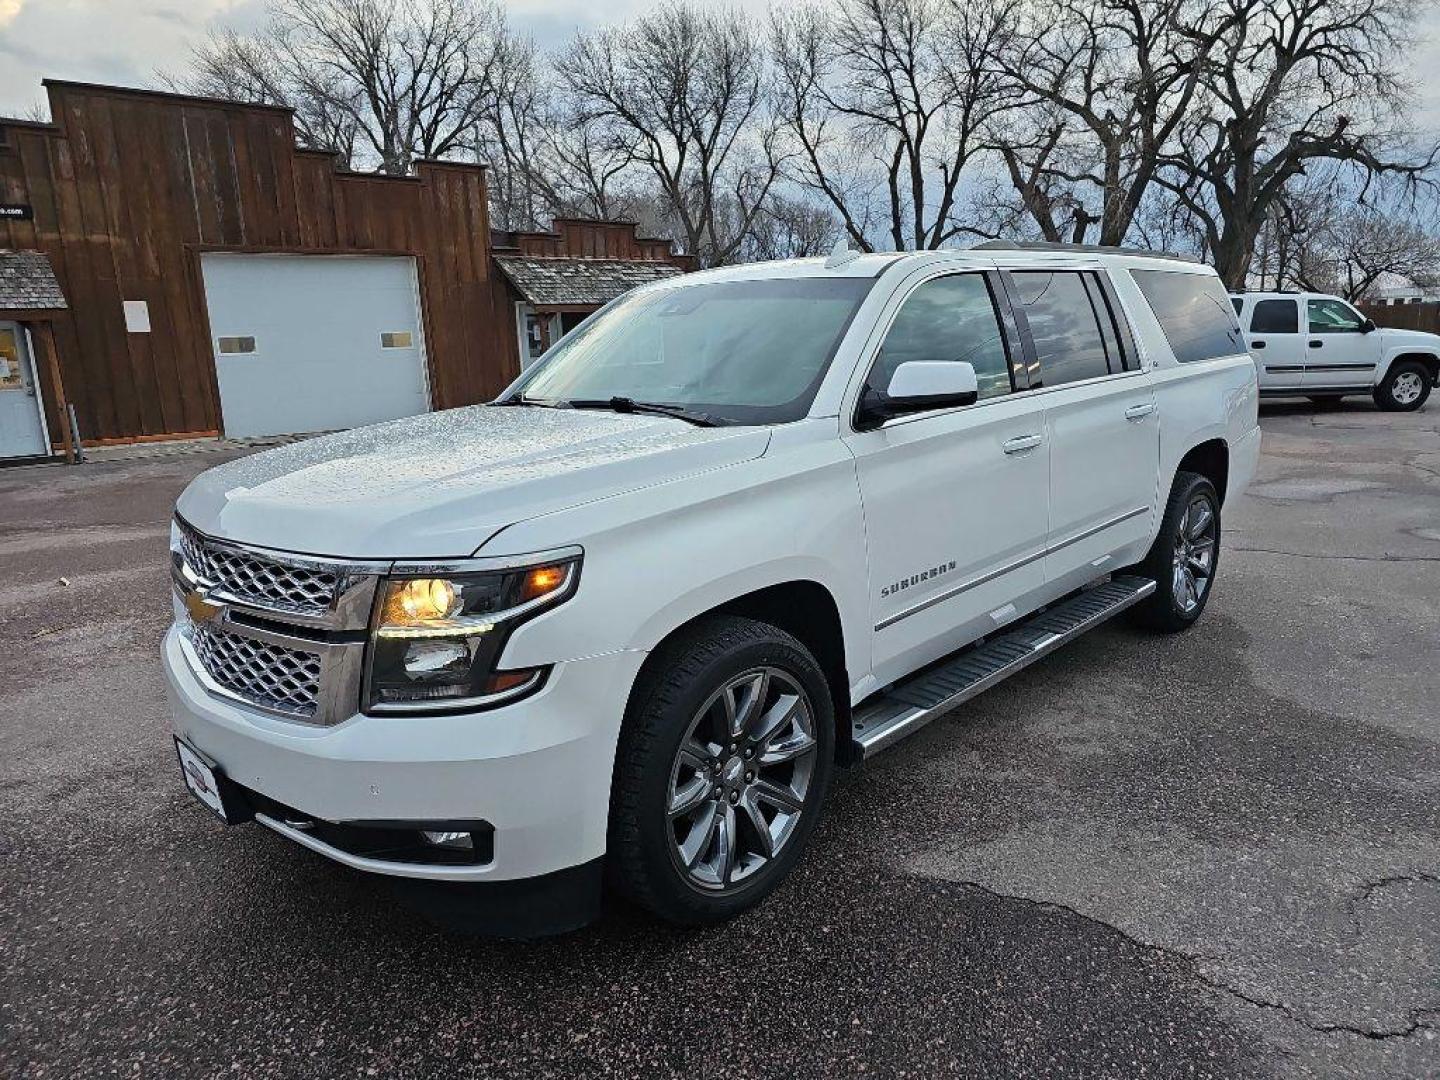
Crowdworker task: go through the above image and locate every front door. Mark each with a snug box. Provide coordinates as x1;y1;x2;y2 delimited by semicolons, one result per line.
0;323;50;459
1244;297;1305;390
1304;297;1381;389
844;270;1049;688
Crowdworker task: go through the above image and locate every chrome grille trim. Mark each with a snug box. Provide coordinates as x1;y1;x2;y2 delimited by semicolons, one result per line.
188;623;323;717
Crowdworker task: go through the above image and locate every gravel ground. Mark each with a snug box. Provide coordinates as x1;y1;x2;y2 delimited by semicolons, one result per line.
1;400;1436;1079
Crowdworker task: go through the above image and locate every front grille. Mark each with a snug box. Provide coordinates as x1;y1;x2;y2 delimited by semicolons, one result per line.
189;623;323;717
178;521;340;616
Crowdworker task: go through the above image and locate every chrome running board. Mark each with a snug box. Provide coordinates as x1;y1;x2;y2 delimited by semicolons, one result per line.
850;575;1156;759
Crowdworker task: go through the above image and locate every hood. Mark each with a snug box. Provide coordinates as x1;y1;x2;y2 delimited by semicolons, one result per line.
1378;327;1440;348
177;405;771;558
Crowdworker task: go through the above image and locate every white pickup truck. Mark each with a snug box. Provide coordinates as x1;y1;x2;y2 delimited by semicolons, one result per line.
1231;290;1438;410
165;242;1260;934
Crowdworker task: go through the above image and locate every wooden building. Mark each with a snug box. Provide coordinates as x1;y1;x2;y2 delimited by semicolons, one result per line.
0;80;690;458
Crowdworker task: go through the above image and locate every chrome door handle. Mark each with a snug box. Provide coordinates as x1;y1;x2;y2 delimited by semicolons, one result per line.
1124;402;1156;421
1002;433;1043;455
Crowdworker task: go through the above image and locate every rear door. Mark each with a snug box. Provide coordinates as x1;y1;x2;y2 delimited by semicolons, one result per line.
844;268;1048;686
1244;298;1304;389
0;323;49;460
1304;297;1382;390
1001;268;1159;588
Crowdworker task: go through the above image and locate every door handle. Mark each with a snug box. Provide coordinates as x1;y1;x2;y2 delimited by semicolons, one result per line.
1309;340;1323;348
1002;433;1043;455
1124;402;1156;421
1252;340;1267;349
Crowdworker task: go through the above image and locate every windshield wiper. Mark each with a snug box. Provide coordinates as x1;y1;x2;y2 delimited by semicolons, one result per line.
566;397;729;427
493;395;573;409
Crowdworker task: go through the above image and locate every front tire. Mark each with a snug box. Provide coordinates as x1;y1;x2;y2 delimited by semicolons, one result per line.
1374;360;1432;412
1133;472;1221;633
609;616;835;925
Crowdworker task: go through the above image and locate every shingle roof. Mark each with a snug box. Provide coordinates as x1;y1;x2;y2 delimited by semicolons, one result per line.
495;256;683;307
0;250;66;312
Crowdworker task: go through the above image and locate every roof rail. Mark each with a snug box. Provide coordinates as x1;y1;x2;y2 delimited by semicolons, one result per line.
973;240;1200;264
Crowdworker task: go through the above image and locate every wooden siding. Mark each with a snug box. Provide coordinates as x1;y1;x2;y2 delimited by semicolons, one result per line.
0;82;504;445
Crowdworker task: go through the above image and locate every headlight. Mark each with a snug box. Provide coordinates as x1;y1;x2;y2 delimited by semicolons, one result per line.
364;553;580;714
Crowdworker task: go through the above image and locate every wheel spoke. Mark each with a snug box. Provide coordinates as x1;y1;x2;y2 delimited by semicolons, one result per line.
753;777;803;814
751;691;799;745
1183;568;1199;607
678;736;715;773
759;727;817;767
739;789;774;858
714;803;738;884
1172;561;1188;606
669;774;711;819
1187;501;1213;540
679;802;721;869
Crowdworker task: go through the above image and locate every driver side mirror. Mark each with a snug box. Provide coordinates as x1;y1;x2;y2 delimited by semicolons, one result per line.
856;361;979;430
1361;317;1377;333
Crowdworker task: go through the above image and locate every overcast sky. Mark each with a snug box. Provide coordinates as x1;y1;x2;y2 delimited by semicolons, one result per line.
2;0;1438;130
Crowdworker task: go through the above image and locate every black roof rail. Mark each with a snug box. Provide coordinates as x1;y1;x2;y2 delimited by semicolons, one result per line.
973;240;1201;264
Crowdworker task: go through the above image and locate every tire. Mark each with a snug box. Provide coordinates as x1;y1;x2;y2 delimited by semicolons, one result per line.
1373;360;1433;412
1132;471;1221;633
608;615;835;925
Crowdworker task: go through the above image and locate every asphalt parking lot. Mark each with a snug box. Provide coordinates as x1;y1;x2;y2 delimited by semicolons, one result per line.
2;401;1437;1079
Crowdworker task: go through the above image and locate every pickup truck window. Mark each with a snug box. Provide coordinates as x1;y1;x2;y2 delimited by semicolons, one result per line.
1308;298;1366;333
1250;298;1299;334
1009;271;1114;386
513;277;872;425
1131;269;1245;363
870;273;1012;401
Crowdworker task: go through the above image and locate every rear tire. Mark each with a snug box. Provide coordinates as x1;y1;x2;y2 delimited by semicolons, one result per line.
1133;472;1221;633
608;616;835;925
1374;360;1432;412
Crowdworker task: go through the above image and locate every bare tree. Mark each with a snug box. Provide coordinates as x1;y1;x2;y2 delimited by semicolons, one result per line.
772;0;1018;252
737;193;842;260
1156;0;1438;288
998;0;1226;245
560;3;784;266
180;0;509;175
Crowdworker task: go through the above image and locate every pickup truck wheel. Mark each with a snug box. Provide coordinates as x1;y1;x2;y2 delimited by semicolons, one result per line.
1374;361;1432;412
1133;472;1220;633
609;616;835;925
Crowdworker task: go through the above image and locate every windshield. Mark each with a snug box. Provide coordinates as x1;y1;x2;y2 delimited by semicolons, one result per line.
509;276;873;425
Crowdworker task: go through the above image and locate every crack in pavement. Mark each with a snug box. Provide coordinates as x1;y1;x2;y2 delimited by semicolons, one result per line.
1228;545;1440;564
951;879;1440;1044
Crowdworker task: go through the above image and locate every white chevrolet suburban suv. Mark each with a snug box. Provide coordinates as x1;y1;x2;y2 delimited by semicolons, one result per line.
165;241;1260;934
1231;290;1438;410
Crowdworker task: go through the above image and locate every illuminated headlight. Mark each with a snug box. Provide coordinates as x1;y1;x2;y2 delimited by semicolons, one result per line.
364;555;580;713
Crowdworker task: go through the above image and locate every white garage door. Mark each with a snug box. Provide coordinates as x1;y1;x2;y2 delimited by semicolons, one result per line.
201;254;431;439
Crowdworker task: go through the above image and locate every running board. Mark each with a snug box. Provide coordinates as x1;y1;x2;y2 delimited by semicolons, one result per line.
850;575;1156;759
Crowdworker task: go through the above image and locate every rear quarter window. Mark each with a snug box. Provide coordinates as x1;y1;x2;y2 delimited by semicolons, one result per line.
1131;269;1245;364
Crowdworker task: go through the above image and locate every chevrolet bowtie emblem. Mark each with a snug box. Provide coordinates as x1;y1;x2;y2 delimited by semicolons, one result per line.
184;588;224;625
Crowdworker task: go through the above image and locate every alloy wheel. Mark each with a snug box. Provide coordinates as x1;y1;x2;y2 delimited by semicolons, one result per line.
1172;494;1217;614
666;667;818;891
1392;371;1424;405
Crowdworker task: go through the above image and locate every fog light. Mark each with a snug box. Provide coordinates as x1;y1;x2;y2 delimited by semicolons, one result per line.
420;830;473;850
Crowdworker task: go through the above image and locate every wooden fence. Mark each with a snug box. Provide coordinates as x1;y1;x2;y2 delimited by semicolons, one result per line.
1358;301;1440;334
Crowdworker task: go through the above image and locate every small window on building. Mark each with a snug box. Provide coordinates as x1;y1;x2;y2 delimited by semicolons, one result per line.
217;336;256;354
380;331;413;349
1250;299;1299;334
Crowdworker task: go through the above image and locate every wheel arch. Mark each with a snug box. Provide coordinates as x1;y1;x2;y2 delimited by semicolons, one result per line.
1174;438;1229;506
625;579;852;760
1387;352;1439;384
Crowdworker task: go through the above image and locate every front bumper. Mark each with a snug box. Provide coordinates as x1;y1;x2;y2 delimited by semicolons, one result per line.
163;625;646;883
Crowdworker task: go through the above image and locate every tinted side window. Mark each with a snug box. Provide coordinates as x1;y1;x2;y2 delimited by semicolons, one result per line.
1250;299;1299;334
1009;271;1112;386
1308;298;1365;333
1131;269;1246;363
872;274;1012;401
